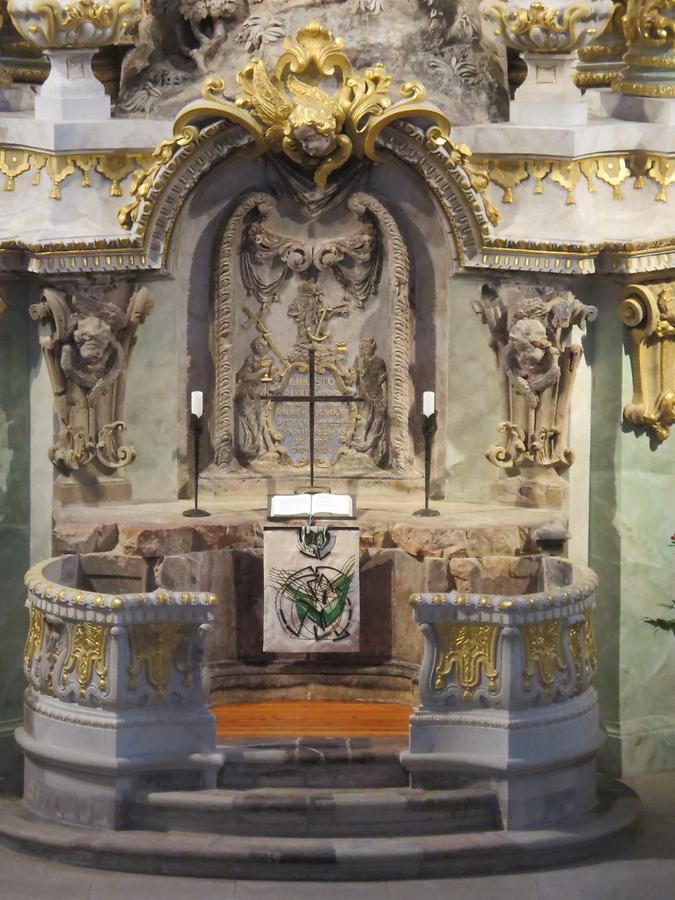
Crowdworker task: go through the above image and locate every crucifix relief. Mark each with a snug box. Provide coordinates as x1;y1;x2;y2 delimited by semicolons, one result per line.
215;185;414;480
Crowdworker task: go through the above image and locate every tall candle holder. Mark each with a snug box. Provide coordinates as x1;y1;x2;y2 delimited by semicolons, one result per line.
414;393;440;517
184;392;210;518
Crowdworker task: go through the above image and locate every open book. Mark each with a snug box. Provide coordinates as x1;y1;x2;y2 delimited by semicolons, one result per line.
268;492;355;520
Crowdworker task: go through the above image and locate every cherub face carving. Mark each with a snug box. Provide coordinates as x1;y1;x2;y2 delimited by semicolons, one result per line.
73;316;113;373
291;123;337;159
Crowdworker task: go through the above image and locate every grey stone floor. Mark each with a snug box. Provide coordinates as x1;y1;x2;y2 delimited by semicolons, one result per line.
0;773;673;900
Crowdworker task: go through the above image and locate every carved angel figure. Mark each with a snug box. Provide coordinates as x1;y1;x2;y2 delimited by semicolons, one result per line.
236;60;351;187
503;316;560;409
351;337;388;465
234;336;280;463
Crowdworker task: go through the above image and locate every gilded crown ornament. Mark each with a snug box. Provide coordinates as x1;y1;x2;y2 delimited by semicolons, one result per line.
481;0;613;123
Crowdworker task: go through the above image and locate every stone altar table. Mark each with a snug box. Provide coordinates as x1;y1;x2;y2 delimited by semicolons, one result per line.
53;498;568;705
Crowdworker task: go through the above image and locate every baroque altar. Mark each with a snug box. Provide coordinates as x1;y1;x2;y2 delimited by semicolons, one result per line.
3;0;674;879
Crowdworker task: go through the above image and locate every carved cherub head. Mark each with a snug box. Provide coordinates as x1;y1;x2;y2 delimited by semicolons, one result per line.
73;316;114;374
508;318;551;371
287;97;340;159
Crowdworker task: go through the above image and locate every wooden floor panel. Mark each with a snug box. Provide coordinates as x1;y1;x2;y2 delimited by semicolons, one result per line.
212;700;411;738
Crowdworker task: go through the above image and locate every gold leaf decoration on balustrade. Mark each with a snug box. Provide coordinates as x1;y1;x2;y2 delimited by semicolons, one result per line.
24;604;45;671
127;623;193;699
61;623;110;697
523;621;568;691
433;622;500;699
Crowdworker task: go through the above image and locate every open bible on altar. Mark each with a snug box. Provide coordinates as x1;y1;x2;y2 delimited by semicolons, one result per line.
268;492;355;520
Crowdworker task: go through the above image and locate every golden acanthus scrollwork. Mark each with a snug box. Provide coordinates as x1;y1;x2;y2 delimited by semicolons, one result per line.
623;0;675;46
120;22;492;231
172;22;451;188
481;0;606;52
7;0;138;48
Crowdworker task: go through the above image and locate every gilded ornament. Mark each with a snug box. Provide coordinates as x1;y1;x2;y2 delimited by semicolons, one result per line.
168;22;452;191
481;0;609;52
127;623;193;698
489;159;529;203
473;151;675;207
619;281;675;440
7;0;139;49
584;612;598;669
433;622;500;697
61;622;109;697
550;160;581;204
0;149;31;190
523;621;568;689
24;604;45;670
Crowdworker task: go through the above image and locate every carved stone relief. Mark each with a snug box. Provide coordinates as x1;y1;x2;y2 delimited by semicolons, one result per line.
29;282;152;498
474;282;597;507
117;3;508;126
212;176;413;480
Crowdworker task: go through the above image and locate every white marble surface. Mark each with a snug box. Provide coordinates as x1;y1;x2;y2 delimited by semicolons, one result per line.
454;115;675;157
0;113;172;151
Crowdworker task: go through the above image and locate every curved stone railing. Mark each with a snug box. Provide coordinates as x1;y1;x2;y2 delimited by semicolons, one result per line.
18;555;221;828
402;558;602;829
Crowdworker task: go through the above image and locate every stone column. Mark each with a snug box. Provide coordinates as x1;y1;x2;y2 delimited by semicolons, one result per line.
29;281;152;503
474;282;597;508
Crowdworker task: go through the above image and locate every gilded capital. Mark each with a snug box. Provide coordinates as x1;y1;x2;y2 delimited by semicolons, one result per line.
619;281;675;441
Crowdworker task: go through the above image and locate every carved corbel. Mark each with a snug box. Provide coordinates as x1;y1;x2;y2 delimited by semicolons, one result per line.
475;282;597;507
619;281;675;442
29;282;152;498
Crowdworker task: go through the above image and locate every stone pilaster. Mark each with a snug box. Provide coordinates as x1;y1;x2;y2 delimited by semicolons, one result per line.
474;281;597;508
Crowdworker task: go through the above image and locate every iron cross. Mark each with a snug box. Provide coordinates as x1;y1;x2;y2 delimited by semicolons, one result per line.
262;349;362;489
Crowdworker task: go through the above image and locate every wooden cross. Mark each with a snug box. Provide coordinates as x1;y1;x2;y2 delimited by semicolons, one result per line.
262;349;362;489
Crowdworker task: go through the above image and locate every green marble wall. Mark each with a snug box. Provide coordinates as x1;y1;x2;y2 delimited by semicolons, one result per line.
589;280;675;776
0;283;32;784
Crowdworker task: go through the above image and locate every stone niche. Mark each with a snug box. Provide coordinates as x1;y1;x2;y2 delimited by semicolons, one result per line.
169;140;457;499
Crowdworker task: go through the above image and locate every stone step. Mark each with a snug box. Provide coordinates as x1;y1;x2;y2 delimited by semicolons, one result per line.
128;785;501;837
0;783;640;881
216;738;410;789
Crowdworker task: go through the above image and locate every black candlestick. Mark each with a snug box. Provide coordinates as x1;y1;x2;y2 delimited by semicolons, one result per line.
414;411;440;517
183;413;210;518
